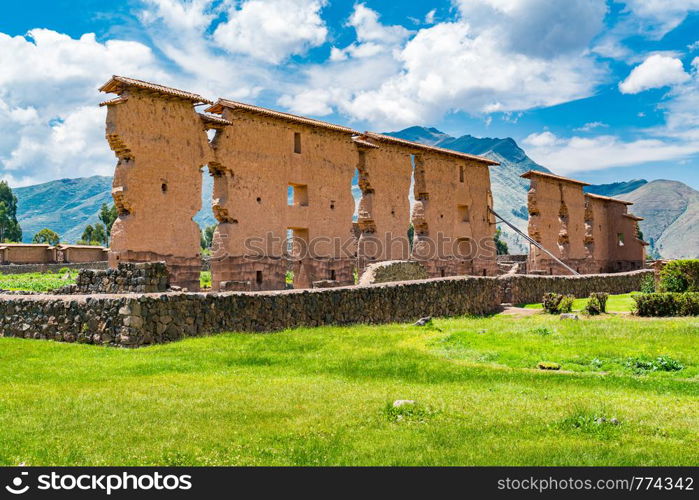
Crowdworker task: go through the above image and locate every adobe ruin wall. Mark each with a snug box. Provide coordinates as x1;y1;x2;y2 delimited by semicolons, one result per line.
523;171;646;275
99;76;500;291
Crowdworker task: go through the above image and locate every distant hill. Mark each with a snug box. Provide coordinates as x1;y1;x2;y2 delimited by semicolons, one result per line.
625;180;699;259
14;175;215;244
585;179;648;197
386;127;550;253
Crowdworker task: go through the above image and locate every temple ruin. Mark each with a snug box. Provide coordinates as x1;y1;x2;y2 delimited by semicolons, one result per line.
98;76;647;289
99;76;499;291
522;171;647;274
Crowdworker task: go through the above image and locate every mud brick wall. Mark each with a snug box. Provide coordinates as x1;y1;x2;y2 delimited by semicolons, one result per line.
500;269;653;305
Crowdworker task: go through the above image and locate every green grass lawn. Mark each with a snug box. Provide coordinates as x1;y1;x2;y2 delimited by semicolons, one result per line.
0;270;78;292
0;314;697;466
522;293;638;313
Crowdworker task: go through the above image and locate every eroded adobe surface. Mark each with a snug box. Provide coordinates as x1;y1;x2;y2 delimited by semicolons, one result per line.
100;77;214;291
523;171;646;274
100;76;500;291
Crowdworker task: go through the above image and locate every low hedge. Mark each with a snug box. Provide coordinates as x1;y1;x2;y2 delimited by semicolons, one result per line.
633;292;699;317
658;260;699;292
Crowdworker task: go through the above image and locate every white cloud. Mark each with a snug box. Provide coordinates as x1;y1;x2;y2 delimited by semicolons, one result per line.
619;54;690;94
455;0;607;58
280;0;607;126
523;131;560;147
621;0;699;38
574;121;609;132
525;131;699;174
213;0;328;64
0;29;167;186
425;9;436;25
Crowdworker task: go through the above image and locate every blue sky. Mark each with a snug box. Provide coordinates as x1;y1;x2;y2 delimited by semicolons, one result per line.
0;0;698;188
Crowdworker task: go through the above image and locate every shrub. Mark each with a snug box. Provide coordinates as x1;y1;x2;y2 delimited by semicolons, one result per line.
585;292;609;315
640;273;656;293
558;295;575;313
542;293;575;314
658;260;699;292
633;292;699;317
625;356;684;374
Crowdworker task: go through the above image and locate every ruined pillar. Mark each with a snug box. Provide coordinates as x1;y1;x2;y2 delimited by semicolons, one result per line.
99;76;214;291
353;137;412;272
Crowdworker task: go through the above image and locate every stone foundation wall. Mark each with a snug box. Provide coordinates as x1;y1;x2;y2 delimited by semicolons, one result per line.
500;269;653;305
53;262;169;294
1;276;502;347
0;262;109;275
0;270;652;348
358;260;428;285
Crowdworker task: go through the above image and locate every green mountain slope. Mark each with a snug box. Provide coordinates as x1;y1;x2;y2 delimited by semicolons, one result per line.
14;174;216;244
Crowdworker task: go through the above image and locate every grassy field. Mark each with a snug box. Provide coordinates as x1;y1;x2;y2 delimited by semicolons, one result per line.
0;269;78;292
0;313;697;466
522;293;638;313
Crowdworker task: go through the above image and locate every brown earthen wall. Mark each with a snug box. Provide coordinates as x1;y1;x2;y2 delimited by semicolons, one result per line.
209;110;357;290
356;144;413;269
0;245;54;264
412;154;497;277
526;174;645;274
104;90;213;291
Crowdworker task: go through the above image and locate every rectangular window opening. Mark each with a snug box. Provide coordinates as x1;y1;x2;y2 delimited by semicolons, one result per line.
329;269;336;281
294;132;302;154
459;165;465;183
256;270;263;284
288;183;308;207
457;204;470;222
617;233;625;246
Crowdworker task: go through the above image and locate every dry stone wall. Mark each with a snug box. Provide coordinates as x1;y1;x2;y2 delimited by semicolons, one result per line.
0;276;502;347
0;270;653;348
53;262;169;295
500;269;653;305
358;260;428;285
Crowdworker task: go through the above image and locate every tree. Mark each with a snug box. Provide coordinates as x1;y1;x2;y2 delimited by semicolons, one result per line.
79;223;108;246
32;228;60;246
0;181;22;242
494;227;509;255
202;224;216;249
99;203;118;234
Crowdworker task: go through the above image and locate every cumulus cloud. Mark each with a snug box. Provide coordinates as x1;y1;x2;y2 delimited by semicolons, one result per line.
619;54;691;94
281;0;607;126
455;0;607;58
0;29;168;186
213;0;328;64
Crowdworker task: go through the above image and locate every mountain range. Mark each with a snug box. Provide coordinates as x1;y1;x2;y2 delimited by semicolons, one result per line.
11;128;699;259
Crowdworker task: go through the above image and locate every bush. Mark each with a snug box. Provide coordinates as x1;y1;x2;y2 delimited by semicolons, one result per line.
658;260;699;292
633;292;699;317
542;293;575;314
558;295;575;313
640;273;656;293
585;292;609;315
